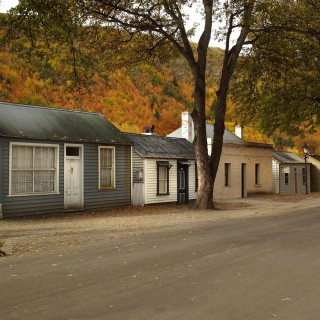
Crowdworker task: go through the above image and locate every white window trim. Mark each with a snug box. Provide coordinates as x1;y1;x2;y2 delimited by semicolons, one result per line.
98;146;116;189
9;142;59;197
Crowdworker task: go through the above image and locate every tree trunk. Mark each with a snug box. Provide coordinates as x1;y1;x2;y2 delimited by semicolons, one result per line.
211;88;228;197
192;73;215;210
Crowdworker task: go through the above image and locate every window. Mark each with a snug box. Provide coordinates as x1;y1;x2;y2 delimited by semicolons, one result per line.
99;147;115;189
10;143;58;195
195;163;198;192
225;163;231;187
66;146;80;157
302;167;306;185
255;163;261;185
178;169;185;189
157;161;172;195
285;173;289;185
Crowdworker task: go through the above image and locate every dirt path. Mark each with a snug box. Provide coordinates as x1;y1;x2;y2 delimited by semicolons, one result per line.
1;193;320;256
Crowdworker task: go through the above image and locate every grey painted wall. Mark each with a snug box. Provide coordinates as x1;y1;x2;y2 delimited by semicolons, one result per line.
1;138;131;218
278;164;310;195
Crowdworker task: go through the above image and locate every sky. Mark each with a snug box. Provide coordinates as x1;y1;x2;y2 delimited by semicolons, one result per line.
0;0;18;13
0;0;227;48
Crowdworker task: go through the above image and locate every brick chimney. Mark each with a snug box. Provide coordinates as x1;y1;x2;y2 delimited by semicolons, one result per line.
181;111;193;142
144;124;155;135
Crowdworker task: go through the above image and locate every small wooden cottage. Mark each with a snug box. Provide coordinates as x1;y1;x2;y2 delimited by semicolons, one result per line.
0;102;132;218
272;151;310;194
168;112;274;199
125;133;196;206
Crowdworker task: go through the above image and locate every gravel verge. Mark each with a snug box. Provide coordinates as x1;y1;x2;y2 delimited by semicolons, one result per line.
1;193;320;256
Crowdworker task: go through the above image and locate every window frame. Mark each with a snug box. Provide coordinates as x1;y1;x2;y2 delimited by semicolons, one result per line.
98;146;116;190
224;163;231;187
9;142;59;196
255;163;261;186
284;172;289;185
156;161;171;195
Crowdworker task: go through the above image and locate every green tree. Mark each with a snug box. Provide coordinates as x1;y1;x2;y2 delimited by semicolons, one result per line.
232;0;320;137
6;0;280;209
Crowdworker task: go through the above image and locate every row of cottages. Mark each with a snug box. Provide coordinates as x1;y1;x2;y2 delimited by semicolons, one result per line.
272;151;311;194
125;133;197;206
0;102;132;218
168;112;274;199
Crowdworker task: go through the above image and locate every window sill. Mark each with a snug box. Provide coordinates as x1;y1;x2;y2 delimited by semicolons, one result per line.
254;184;261;187
8;192;60;197
157;193;170;196
99;187;116;190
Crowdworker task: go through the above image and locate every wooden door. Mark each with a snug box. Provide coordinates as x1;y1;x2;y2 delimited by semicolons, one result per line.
64;145;83;210
178;165;188;204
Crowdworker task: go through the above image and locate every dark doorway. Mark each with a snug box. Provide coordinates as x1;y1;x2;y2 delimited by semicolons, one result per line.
177;162;189;204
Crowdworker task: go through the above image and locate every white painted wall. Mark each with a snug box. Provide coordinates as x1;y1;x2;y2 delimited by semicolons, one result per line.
144;158;177;204
188;162;197;201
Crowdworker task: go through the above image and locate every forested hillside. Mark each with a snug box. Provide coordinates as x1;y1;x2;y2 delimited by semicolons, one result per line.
1;36;317;152
0;42;272;142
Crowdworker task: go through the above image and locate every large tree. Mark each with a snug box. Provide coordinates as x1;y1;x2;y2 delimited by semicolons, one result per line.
6;0;273;209
232;0;320;138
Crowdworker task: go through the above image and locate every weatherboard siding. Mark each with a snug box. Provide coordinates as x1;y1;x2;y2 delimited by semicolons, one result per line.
272;160;280;193
278;164;310;195
145;158;177;204
1;138;64;218
188;162;197;200
83;144;131;210
0;138;131;218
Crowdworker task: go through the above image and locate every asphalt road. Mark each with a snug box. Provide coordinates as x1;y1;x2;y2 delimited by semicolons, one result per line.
2;207;320;320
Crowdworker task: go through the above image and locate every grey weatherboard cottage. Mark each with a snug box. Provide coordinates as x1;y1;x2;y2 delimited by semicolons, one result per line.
0;102;132;218
125;133;197;206
272;151;311;194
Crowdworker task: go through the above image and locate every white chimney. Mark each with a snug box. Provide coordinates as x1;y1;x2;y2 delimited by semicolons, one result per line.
235;125;244;140
207;138;212;156
181;111;193;142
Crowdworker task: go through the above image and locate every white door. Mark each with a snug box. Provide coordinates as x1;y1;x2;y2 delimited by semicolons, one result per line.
64;146;83;210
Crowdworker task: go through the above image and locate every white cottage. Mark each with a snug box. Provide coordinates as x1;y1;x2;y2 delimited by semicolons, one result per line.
168;112;274;200
125;133;197;206
272;151;311;194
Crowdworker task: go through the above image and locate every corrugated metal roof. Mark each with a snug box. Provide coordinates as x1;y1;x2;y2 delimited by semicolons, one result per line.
273;151;305;163
125;133;195;159
167;125;244;144
167;124;273;149
0;101;131;144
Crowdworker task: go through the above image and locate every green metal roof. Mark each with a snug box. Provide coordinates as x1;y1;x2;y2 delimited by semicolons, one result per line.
0;102;131;144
